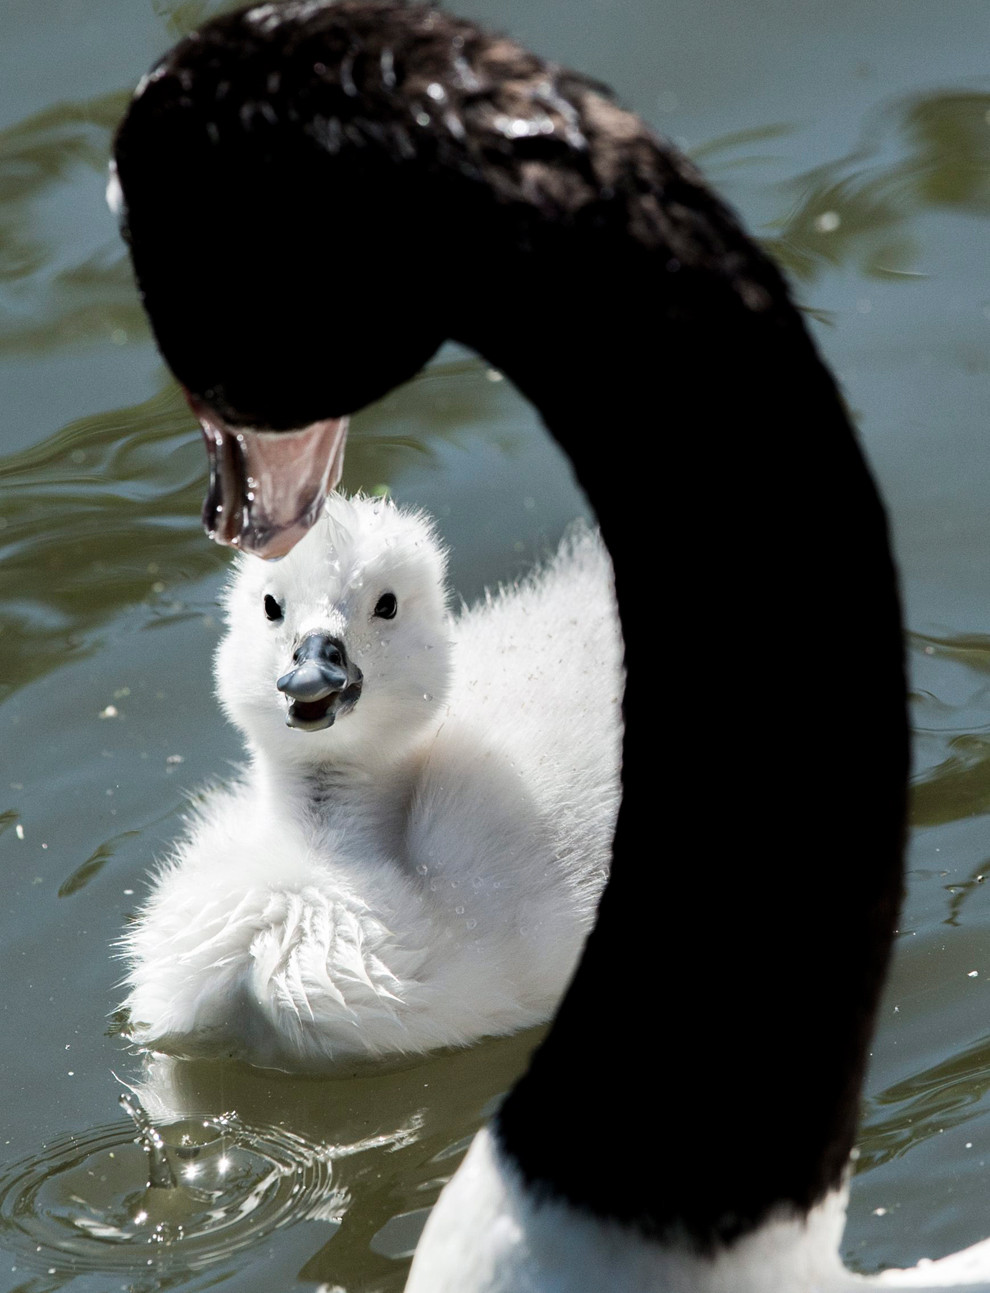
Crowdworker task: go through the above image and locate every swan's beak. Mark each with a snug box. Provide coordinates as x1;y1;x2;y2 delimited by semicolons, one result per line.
276;632;363;731
187;393;348;560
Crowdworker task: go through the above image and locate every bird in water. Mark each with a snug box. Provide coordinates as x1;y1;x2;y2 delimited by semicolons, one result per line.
121;491;621;1070
110;2;990;1287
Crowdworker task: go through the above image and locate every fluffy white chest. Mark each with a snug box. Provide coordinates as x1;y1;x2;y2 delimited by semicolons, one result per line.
121;735;601;1068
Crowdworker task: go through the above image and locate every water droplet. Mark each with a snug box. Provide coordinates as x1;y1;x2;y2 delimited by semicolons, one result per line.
119;1094;176;1190
0;1106;332;1274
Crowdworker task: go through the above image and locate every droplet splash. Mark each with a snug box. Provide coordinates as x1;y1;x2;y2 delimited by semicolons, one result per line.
119;1092;177;1190
0;1097;334;1274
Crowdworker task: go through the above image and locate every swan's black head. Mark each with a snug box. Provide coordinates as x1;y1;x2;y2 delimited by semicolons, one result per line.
114;2;462;426
112;1;628;425
113;1;651;552
113;0;770;554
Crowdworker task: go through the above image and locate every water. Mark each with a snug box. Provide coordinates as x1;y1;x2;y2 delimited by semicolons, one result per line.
2;0;990;1287
0;1094;335;1272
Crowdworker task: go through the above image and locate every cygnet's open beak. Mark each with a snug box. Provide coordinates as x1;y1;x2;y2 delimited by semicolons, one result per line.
187;392;348;561
276;632;363;731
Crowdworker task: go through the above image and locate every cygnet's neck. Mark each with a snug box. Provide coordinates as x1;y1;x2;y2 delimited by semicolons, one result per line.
248;742;420;861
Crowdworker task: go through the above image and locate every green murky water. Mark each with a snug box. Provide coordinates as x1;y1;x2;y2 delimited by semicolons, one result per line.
4;0;990;1288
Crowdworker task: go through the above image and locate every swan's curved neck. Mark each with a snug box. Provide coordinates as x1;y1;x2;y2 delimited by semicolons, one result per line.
481;156;908;1251
112;0;910;1250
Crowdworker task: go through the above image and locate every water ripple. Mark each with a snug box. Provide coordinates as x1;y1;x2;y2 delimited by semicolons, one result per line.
0;1112;337;1276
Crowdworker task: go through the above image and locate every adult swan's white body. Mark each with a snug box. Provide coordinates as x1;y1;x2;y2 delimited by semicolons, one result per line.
121;493;620;1069
111;3;990;1288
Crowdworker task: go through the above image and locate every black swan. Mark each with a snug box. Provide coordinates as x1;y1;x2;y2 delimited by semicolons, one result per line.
109;1;990;1285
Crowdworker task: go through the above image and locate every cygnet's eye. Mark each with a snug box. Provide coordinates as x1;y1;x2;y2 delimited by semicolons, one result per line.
373;592;397;620
264;594;284;622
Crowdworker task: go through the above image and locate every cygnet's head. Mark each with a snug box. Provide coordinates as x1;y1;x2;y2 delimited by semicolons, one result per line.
216;493;451;768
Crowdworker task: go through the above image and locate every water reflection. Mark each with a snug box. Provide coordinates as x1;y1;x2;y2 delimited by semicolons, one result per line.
754;91;990;284
912;733;990;827
133;1034;545;1289
909;632;990;828
904;93;990;212
153;1;227;42
0;383;220;701
859;1033;990;1172
943;860;990;929
0;1031;543;1290
0;91;143;355
58;828;141;898
0;1103;337;1276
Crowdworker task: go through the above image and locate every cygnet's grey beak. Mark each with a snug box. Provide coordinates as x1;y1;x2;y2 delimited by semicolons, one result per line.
276;633;363;731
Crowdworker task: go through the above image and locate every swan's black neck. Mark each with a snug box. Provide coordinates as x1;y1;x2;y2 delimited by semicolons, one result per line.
481;187;908;1250
113;0;909;1252
495;301;908;1251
